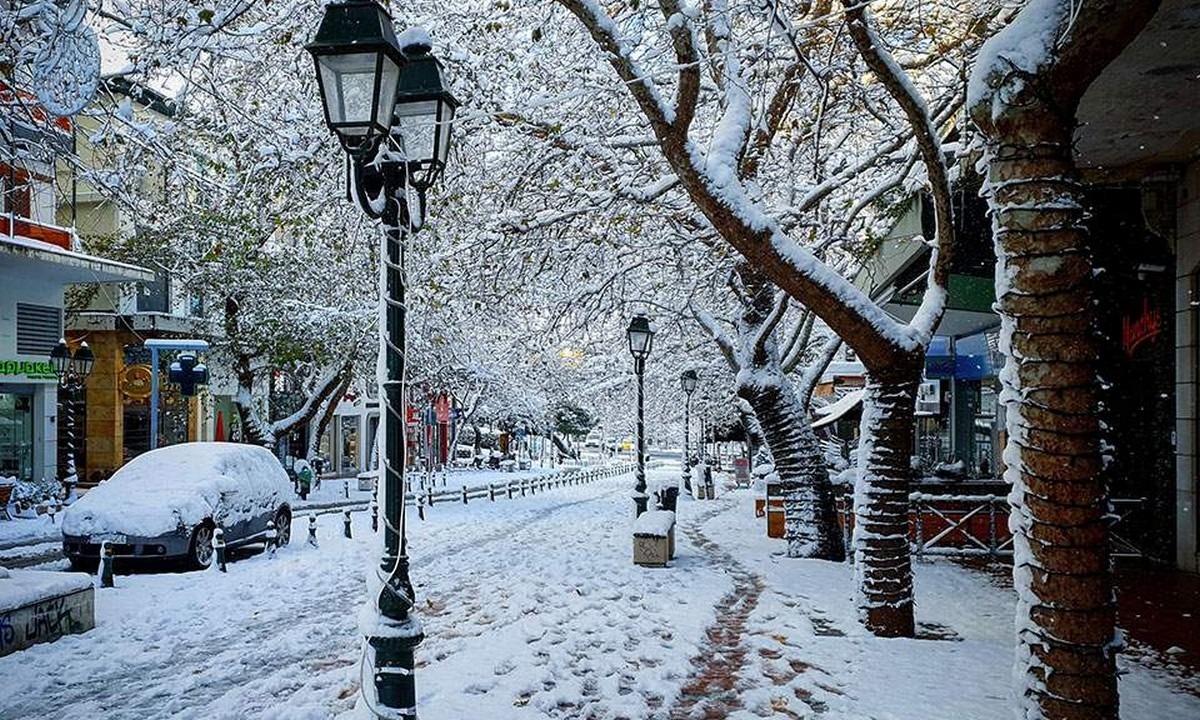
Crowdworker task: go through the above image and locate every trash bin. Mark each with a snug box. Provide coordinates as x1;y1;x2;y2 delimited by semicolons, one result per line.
658;486;679;512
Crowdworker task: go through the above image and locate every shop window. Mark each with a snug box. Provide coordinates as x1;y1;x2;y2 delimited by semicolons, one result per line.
0;392;34;480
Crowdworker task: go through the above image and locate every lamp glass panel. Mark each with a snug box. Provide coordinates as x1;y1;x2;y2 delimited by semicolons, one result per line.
435;99;455;165
628;330;651;357
394;99;439;163
318;52;381;131
50;343;70;375
375;55;401;130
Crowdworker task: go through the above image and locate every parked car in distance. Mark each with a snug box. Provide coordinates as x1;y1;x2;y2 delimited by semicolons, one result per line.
62;442;294;570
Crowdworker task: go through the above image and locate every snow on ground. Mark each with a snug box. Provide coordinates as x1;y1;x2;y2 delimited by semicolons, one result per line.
0;465;1195;720
0;513;62;549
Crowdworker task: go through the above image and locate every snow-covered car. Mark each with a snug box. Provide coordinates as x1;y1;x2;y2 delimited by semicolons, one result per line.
62;442;294;570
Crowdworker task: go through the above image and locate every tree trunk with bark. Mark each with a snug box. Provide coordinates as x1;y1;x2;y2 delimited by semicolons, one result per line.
704;263;844;561
969;2;1159;716
740;376;845;561
307;370;353;459
853;362;921;636
735;398;768;465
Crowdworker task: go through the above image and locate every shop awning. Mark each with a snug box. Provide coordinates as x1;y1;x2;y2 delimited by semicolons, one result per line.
812;389;864;429
1;231;154;284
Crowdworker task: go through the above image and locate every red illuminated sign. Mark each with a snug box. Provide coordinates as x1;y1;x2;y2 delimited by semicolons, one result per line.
1121;298;1161;357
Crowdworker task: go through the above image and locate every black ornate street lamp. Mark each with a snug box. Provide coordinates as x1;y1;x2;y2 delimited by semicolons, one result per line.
680;369;697;492
308;3;457;717
50;338;94;500
626;315;654;517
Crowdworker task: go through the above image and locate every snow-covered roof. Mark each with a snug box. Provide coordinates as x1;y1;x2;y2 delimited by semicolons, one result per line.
812;389;864;429
1;232;154;284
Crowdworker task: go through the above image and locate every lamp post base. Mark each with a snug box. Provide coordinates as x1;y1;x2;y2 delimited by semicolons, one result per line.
364;617;424;719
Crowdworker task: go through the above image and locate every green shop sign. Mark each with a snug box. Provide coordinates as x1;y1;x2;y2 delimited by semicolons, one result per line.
0;359;57;381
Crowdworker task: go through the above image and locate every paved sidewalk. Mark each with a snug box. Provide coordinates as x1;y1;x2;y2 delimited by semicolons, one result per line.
1115;561;1200;680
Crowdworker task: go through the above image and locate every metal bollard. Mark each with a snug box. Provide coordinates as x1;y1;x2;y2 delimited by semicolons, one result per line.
100;542;115;588
488;483;496;501
520;480;527;497
417;499;425;521
343;509;352;539
266;521;278;559
213;527;227;572
461;486;468;504
371;499;379;532
507;482;515;499
308;515;319;548
343;480;349;499
426;487;435;506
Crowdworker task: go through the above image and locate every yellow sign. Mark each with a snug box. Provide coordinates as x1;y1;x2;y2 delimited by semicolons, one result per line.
120;364;153;400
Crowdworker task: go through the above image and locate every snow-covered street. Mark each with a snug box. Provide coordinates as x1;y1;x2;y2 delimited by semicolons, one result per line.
1;466;1195;720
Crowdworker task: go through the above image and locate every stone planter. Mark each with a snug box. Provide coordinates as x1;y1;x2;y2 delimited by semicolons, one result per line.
0;569;95;657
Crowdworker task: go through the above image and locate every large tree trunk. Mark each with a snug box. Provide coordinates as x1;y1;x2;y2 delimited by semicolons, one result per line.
234;355;273;448
726;263;844;561
854;362;921;637
735;398;767;464
740;378;844;561
969;2;1160;716
307;371;352;459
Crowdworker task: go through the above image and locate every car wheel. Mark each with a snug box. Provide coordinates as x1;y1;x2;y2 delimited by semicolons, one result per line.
189;523;216;569
274;508;292;547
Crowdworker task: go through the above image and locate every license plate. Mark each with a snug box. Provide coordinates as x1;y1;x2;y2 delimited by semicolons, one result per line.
91;534;128;545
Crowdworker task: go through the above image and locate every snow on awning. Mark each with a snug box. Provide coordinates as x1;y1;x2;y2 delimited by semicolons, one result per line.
812;389;864;429
0;232;154;284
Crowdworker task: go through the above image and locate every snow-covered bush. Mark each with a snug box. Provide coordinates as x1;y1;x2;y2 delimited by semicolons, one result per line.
9;476;59;506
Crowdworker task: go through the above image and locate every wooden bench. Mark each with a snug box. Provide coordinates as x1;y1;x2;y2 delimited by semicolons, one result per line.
633;510;676;567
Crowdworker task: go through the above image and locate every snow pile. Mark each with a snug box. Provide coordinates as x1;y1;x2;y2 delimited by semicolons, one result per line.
0;569;91;612
632;510;675;537
61;443;293;537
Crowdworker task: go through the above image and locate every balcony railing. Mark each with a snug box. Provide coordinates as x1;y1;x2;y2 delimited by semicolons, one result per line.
1;215;74;251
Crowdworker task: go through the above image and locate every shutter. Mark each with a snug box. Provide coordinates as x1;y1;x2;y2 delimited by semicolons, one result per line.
16;303;63;355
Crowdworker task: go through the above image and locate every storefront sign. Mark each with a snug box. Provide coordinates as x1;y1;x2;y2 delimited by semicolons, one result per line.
1122;298;1161;357
0;359;56;381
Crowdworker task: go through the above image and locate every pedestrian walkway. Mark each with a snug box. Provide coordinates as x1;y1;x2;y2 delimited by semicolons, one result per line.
670;503;766;719
1115;561;1200;685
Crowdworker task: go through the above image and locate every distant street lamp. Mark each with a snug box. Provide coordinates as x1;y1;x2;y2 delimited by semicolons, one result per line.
680;369;697;491
49;338;94;500
308;2;457;717
626;315;654;517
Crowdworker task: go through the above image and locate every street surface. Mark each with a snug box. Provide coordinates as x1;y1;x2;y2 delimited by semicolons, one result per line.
1;467;1196;720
